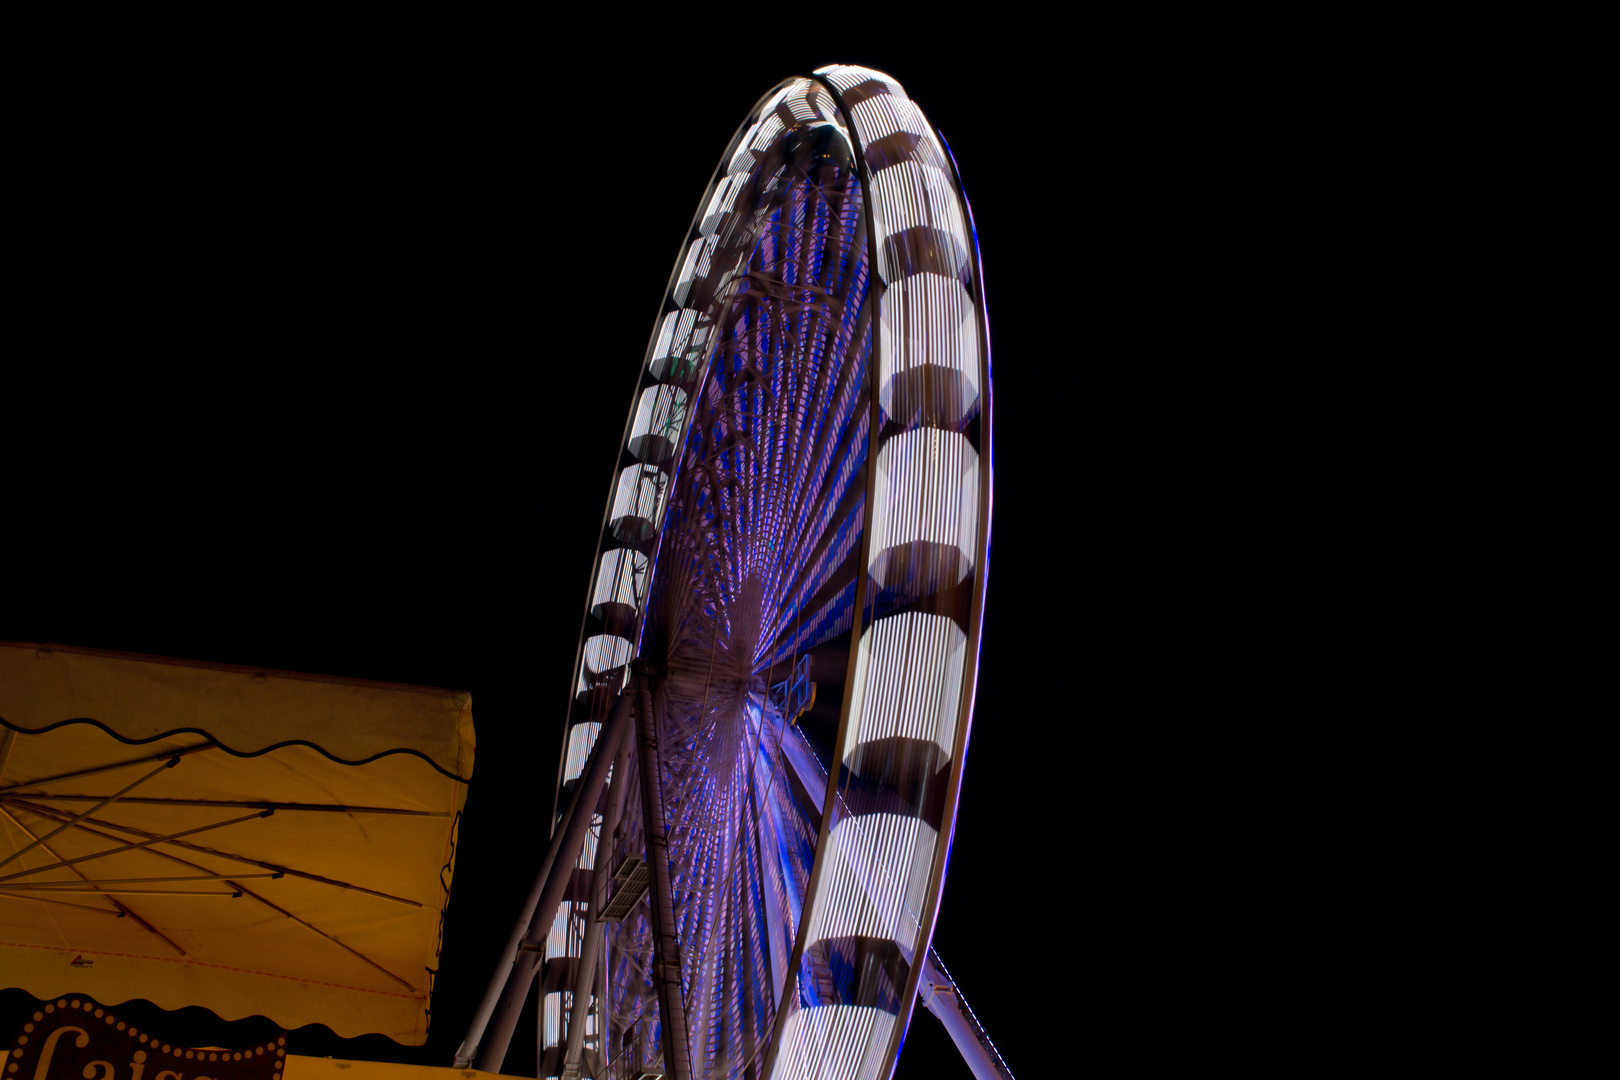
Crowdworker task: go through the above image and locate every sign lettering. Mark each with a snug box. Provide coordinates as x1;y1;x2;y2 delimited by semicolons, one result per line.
5;998;285;1080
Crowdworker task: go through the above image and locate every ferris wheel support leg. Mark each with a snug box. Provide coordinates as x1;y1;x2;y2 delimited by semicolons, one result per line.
561;729;634;1079
458;690;634;1071
634;674;694;1080
917;950;1016;1080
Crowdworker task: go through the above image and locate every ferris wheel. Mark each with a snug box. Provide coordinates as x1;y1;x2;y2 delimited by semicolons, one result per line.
457;66;1004;1080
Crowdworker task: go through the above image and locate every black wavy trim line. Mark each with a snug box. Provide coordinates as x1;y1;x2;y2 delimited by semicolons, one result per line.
0;716;472;785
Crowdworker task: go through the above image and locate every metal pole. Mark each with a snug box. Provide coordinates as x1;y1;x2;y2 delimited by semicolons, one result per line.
917;950;1015;1080
454;810;567;1068
478;691;632;1072
457;691;633;1069
0;808;273;883
0;756;180;872
561;729;634;1079
635;675;692;1080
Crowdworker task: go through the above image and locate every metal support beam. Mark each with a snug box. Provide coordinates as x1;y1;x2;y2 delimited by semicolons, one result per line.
2;797;419;906
635;675;692;1080
0;807;272;883
459;690;633;1071
0;742;213;795
13;794;450;816
781;724;827;817
917;949;1015;1080
561;727;634;1079
0;756;180;872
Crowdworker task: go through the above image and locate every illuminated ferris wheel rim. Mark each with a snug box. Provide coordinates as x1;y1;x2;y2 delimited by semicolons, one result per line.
554;65;991;1080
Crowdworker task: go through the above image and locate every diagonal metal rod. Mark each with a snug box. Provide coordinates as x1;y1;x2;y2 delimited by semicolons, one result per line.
12;794;448;816
635;676;692;1080
0;756;180;871
0;803;182;954
461;689;633;1071
2;798;420;907
230;881;416;991
515;737;628;966
0;891;128;915
0;743;213;795
918;949;1016;1080
1;804;122;915
109;898;188;955
0;873;281;888
563;729;635;1077
0;808;272;883
0;886;244;896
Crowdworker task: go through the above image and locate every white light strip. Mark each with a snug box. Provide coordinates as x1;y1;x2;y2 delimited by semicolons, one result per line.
770;1004;896;1080
592;547;648;614
545;901;585;961
785;91;819;121
582;634;634;675
651;309;711;381
844;612;967;766
812;65;902;98
878;271;981;423
701;176;746;236
609;464;668;536
750;112;786;153
653;308;693;361
728;146;757;178
577;634;633;698
564;722;602;783
577;812;600;870
701;175;735;234
782;79;837;124
849;93;935;150
868;429;979;587
678;240;704;289
869;160;969;256
543;990;562;1049
804;813;937;957
540;987;598;1066
813;64;947;158
674;235;719;306
628;384;689;462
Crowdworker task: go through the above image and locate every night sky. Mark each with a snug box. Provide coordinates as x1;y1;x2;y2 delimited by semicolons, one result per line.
4;35;1220;1078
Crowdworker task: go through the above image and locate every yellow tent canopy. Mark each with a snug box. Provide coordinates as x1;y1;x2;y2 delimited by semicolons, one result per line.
0;641;475;1044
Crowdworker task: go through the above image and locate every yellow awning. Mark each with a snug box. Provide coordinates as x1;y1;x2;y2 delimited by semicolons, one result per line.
0;642;475;1044
284;1055;520;1080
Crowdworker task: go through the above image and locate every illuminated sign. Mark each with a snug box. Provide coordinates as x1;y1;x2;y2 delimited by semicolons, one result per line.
5;998;284;1080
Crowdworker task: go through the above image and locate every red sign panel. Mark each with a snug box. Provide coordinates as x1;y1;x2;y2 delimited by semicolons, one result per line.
5;998;285;1080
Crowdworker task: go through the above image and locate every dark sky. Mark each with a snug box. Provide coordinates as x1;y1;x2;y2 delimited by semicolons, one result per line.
3;33;1242;1078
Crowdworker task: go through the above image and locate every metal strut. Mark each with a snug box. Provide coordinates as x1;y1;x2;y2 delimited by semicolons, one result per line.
560;722;634;1079
918;949;1016;1080
635;674;692;1080
457;690;634;1071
